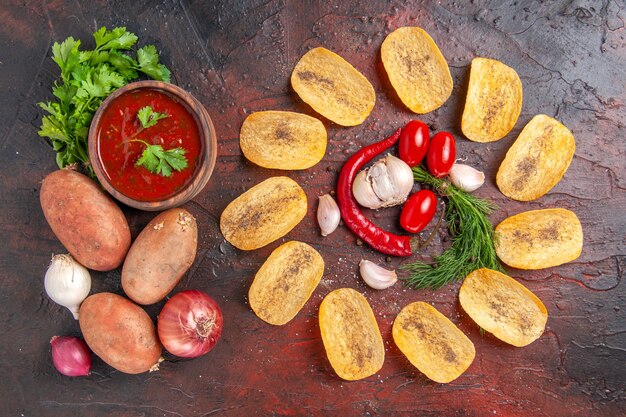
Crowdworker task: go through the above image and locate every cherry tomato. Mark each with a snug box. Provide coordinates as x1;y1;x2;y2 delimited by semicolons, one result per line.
399;120;430;167
426;131;456;178
400;190;437;233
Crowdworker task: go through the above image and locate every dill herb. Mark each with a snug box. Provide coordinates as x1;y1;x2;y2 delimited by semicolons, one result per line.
402;166;502;289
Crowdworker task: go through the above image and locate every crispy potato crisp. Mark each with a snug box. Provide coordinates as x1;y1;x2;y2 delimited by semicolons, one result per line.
249;241;324;325
392;302;475;383
495;208;583;269
381;26;453;114
459;268;548;347
497;114;575;201
461;57;523;142
220;177;307;250
240;111;327;170
319;288;384;380
291;47;375;126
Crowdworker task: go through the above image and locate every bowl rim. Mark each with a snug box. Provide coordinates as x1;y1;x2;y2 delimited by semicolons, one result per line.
88;80;217;211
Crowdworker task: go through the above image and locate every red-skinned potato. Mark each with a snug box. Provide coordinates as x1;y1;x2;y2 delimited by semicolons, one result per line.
79;293;162;374
40;169;130;271
122;208;198;305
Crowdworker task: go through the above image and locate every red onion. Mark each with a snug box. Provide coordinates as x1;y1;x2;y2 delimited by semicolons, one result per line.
50;336;91;376
158;290;223;358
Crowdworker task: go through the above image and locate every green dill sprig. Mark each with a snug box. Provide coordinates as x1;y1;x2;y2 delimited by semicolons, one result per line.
401;166;503;289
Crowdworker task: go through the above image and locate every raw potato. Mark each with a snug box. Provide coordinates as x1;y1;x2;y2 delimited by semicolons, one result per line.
495;208;583;270
392;302;475;383
79;293;162;374
249;241;324;325
40;169;131;271
291;47;375;126
381;26;453;114
496;114;575;201
122;208;198;305
319;288;384;381
461;57;523;142
220;176;307;250
459;268;548;347
240;111;327;170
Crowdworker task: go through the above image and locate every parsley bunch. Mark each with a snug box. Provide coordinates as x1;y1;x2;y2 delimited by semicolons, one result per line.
38;27;171;178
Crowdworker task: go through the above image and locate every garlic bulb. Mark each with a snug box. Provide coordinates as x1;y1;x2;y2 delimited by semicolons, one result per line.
317;194;341;236
449;163;485;192
359;259;398;290
44;254;91;319
352;154;414;209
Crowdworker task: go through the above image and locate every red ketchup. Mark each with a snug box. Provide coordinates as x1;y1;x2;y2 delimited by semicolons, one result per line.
95;89;202;202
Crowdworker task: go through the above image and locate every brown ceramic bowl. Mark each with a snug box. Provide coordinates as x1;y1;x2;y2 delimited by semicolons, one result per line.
88;81;217;211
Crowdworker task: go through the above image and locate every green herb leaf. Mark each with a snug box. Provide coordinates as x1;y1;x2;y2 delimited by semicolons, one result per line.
134;140;188;177
137;106;169;129
136;45;171;82
51;37;81;81
401;166;502;289
37;26;171;178
107;50;138;80
93;27;138;51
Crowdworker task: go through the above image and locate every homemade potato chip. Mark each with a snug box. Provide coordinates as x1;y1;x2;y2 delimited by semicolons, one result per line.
220;176;307;250
381;26;453;114
495;208;583;270
461;57;523;142
291;47;375;126
459;268;548;347
496;114;575;201
249;241;324;325
319;288;384;380
392;302;475;383
240;111;327;170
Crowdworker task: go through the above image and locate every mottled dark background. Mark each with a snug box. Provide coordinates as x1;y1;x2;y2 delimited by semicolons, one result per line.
1;0;624;416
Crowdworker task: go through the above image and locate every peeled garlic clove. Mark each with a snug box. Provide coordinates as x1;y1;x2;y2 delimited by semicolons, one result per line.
353;170;384;209
449;163;485;192
382;154;414;204
317;194;341;236
359;259;398;290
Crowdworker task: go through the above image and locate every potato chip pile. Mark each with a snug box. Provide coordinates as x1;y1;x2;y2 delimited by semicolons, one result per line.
220;23;582;384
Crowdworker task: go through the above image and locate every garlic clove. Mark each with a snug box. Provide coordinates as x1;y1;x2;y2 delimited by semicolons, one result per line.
369;161;396;204
386;155;415;204
359;259;398;290
449;163;485;192
317;194;341;236
44;254;91;320
353;170;384;209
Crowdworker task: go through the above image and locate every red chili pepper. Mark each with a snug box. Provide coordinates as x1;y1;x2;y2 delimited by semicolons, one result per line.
400;190;437;233
336;129;413;257
426;131;456;178
399;120;430;167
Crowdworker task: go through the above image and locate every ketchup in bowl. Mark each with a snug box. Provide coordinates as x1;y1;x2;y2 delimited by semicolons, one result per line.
89;81;217;210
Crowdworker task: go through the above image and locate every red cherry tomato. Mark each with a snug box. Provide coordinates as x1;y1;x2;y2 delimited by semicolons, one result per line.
399;120;430;167
426;131;456;178
400;190;437;233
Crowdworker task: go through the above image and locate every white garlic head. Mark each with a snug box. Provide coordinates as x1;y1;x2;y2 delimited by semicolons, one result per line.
352;154;414;209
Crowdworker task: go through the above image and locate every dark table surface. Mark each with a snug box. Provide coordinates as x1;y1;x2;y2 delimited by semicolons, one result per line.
1;1;625;416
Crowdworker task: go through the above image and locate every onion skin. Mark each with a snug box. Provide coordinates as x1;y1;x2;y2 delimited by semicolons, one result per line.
50;336;91;377
158;290;223;358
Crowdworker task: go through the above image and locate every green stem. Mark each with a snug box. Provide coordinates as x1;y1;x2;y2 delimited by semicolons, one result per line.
401;166;502;289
